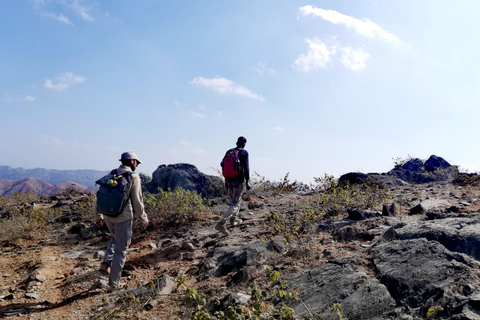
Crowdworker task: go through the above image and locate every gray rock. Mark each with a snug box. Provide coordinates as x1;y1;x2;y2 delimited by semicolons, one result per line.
146;163;224;199
93;251;104;260
159;244;183;261
89;279;109;291
69;223;87;234
409;204;425;215
235;292;251;305
288;258;396;319
247;201;264;210
425;155;452;172
210;242;276;277
373;238;480;318
396;217;480;260
35;274;46;282
347;208;378;220
382;203;397;216
181;242;195;252
25;292;40;299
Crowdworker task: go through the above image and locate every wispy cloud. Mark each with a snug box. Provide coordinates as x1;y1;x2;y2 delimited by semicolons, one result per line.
190;76;265;102
65;0;94;21
32;0;95;25
180;140;192;146
40;134;64;146
4;94;14;102
256;62;277;75
341;47;370;71
44;11;73;25
44;71;85;91
189;110;206;118
292;38;336;72
299;5;399;42
217;111;223;117
3;94;37;102
272;126;286;132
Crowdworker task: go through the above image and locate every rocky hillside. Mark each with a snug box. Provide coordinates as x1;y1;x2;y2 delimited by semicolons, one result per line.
2;156;480;319
0;166;107;186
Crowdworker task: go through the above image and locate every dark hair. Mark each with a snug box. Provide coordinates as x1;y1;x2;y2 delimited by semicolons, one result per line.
121;159;132;166
236;136;247;147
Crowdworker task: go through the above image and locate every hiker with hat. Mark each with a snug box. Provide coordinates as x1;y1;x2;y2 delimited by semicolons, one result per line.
96;151;149;291
215;136;250;236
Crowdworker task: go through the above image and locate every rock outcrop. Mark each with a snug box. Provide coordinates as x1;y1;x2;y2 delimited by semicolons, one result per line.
146;163;224;199
340;155;459;187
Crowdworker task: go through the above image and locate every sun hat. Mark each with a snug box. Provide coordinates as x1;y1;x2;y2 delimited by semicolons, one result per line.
119;151;142;164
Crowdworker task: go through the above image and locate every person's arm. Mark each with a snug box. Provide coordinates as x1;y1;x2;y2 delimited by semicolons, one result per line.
243;150;250;189
130;174;149;227
94;203;104;226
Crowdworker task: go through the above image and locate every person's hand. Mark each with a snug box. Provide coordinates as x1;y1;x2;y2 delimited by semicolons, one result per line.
142;218;149;228
96;220;104;227
246;183;251;191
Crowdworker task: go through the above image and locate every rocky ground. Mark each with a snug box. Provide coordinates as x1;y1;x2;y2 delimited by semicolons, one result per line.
1;180;480;319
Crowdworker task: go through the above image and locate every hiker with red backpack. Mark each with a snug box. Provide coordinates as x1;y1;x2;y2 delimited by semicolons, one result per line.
215;136;250;236
95;151;149;292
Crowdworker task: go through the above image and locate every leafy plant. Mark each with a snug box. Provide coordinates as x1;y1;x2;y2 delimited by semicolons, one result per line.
426;306;444;319
144;188;209;227
0;200;62;242
175;267;313;320
331;303;346;320
250;172;301;198
263;175;390;245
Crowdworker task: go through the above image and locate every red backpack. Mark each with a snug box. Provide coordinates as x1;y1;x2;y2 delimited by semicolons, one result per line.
222;149;242;178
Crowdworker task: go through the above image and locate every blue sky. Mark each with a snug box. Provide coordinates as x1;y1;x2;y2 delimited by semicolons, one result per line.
2;1;480;183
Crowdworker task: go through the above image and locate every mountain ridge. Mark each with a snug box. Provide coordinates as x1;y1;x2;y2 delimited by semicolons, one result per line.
0;177;98;197
0;165;108;186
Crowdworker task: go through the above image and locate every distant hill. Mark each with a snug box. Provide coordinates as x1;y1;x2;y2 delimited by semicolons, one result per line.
0;166;108;186
0;178;98;197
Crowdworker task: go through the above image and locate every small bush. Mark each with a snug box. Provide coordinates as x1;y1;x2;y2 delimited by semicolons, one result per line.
263;175;391;244
0;193;62;242
251;172;301;198
453;172;480;186
144;188;209;227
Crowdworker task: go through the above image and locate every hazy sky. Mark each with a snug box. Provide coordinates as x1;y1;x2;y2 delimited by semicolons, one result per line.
2;1;480;183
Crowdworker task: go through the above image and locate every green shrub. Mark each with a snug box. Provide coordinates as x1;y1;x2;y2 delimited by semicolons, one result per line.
250;172;301;198
144;188;209;227
263;175;390;244
0;202;62;242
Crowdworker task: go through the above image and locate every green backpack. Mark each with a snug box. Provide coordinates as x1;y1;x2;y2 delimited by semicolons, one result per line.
96;169;133;217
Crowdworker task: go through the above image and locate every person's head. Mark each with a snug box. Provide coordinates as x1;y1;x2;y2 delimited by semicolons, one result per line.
119;151;142;171
236;136;247;148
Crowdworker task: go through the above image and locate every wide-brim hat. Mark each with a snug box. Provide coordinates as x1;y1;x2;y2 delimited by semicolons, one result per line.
119;151;142;164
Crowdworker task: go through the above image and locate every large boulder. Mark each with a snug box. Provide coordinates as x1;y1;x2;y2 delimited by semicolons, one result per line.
373;238;480;318
146;163;224;199
338;172;406;188
395;217;480;260
425;155;453;172
288;254;397;320
388;156;458;184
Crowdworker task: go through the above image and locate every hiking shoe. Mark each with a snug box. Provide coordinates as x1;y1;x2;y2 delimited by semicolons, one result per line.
215;222;230;236
107;285;118;293
229;218;242;227
99;262;109;275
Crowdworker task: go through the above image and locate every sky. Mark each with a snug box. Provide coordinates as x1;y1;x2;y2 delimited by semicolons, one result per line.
2;1;480;184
